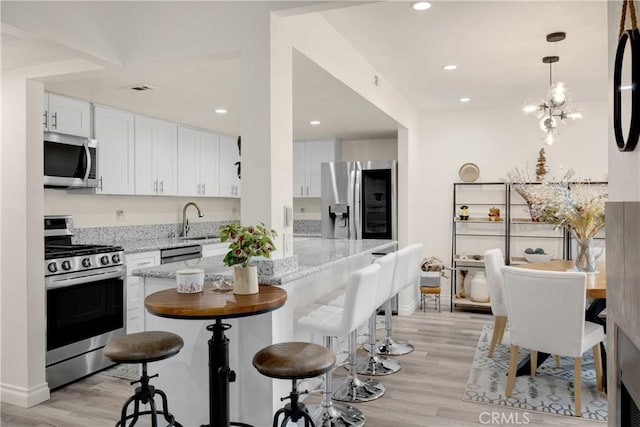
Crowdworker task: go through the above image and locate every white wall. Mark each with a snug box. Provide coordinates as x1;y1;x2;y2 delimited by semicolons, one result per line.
416;99;608;296
341;138;397;161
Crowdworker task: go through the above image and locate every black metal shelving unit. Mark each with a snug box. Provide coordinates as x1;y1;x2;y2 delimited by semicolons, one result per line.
450;181;608;312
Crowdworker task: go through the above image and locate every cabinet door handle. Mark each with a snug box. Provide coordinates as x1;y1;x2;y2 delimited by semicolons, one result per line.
306;186;309;196
52;112;57;129
98;176;103;191
300;186;303;197
160;180;164;193
197;184;201;195
43;111;48;128
154;180;158;193
202;183;205;194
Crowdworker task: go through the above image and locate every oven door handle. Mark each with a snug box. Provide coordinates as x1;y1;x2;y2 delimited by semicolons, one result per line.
46;269;124;290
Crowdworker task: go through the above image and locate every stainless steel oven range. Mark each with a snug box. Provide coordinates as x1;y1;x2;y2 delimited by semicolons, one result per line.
44;215;125;389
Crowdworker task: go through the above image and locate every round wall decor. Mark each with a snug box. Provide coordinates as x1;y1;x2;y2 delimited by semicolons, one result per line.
614;29;640;152
459;163;480;182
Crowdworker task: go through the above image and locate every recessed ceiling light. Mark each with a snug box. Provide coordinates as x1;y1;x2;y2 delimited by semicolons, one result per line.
442;65;457;71
309;120;321;125
460;97;471;103
412;2;432;11
215;109;227;114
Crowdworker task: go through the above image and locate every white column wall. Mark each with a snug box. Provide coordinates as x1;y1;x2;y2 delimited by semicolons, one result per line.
277;13;421;251
1;73;48;407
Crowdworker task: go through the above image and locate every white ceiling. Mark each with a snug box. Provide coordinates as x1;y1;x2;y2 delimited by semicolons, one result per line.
322;1;608;112
3;1;609;140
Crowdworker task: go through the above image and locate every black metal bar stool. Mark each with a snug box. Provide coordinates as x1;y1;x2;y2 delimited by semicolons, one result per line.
253;342;336;427
103;331;184;427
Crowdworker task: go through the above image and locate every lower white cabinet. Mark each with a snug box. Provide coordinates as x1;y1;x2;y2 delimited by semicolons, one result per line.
125;251;160;334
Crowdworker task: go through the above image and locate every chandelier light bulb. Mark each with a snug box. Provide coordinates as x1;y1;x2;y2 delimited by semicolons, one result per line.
523;98;545;117
549;82;568;107
561;108;583;125
539;115;557;132
542;132;557;146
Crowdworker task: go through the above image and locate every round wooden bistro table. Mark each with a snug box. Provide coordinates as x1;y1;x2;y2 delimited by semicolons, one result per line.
145;284;287;427
516;260;607;388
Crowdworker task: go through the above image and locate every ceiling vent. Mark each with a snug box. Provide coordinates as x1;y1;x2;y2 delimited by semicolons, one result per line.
120;84;157;91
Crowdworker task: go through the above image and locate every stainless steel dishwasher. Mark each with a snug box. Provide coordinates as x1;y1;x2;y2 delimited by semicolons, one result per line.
160;245;202;264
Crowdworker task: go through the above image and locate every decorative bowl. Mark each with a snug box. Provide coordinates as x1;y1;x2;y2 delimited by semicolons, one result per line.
523;252;553;263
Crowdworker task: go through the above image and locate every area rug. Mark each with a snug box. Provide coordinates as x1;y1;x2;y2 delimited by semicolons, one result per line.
463;325;608;421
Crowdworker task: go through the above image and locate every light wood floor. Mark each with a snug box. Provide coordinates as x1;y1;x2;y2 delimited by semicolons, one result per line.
1;303;605;427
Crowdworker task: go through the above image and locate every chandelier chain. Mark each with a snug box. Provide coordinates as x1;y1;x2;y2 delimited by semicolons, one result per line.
619;0;638;38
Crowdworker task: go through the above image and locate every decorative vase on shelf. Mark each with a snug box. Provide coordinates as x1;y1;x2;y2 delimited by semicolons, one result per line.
470;270;490;303
574;237;601;273
233;266;259;295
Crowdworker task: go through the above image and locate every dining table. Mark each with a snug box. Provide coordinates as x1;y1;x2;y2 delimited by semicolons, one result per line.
515;260;607;389
145;284;288;427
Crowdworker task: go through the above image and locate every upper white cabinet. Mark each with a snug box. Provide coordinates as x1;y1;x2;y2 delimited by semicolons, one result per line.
94;105;135;195
177;126;220;197
293;140;341;197
219;135;241;198
43;92;91;138
134;115;178;196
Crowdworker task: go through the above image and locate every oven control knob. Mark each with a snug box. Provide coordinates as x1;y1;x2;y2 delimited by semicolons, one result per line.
47;262;58;273
112;254;121;264
61;261;71;271
100;255;109;265
82;258;91;268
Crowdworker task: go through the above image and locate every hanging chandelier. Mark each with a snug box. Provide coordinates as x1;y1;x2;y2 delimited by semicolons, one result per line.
523;32;583;146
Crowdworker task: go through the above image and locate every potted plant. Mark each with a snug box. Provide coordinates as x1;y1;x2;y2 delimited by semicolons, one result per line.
219;223;277;294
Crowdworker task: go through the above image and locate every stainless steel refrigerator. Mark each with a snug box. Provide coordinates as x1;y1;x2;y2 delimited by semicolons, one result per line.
321;160;397;241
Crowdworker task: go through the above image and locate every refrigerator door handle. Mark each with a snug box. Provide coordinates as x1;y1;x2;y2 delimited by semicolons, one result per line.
354;166;361;240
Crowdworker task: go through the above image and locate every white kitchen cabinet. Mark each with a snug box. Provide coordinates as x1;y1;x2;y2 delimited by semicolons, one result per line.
293;139;341;197
125;251;160;334
177;126;220;197
94;105;135;195
219;134;241;198
43;92;91;137
134;115;178;196
202;243;229;258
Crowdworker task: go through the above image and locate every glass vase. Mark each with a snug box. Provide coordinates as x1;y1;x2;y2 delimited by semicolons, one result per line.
575;237;596;273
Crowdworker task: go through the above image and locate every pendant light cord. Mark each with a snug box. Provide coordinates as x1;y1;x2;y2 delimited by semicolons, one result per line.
620;0;639;38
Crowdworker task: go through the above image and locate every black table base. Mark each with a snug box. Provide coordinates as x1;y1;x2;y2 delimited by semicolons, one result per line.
201;320;253;427
514;298;607;391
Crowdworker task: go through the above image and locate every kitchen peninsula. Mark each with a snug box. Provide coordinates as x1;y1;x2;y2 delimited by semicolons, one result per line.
134;238;395;427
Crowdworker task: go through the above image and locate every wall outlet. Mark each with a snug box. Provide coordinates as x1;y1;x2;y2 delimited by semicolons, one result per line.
116;210;125;222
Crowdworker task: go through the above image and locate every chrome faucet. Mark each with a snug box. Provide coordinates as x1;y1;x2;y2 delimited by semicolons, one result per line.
182;202;204;237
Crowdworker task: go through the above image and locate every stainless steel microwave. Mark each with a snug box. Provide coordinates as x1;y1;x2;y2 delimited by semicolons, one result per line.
44;132;98;188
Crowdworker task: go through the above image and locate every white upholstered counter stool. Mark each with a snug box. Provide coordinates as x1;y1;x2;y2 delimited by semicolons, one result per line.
356;252;401;376
373;243;423;356
297;263;382;426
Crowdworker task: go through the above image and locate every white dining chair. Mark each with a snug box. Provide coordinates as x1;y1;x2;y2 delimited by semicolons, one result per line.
501;266;605;417
483;249;508;357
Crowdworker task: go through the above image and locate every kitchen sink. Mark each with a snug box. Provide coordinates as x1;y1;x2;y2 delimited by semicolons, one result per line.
180;235;218;241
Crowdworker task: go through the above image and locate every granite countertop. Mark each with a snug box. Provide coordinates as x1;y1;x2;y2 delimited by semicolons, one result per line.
120;236;222;254
133;238;396;285
122;235;317;254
